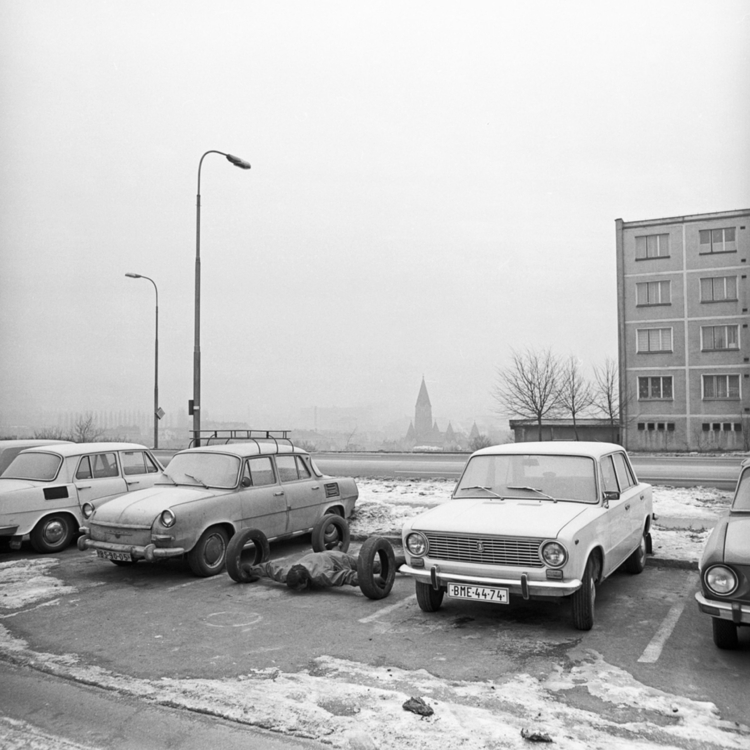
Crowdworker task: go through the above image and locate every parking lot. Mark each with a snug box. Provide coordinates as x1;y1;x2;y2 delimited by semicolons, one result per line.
1;536;748;749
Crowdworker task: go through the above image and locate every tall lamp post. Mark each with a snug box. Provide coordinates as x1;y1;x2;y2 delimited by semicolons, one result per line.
125;273;160;449
193;150;251;446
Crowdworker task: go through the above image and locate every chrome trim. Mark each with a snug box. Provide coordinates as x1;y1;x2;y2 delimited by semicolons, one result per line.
80;537;184;560
695;592;750;625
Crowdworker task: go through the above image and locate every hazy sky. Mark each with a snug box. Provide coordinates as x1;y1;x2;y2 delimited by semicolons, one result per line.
1;1;749;433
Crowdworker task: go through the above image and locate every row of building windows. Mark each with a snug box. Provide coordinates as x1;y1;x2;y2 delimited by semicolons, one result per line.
636;421;743;432
635;227;738;260
636;325;740;353
635;275;741;306
638;374;741;400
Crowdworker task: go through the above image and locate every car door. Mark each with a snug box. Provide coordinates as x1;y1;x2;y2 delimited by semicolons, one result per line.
275;454;322;533
119;449;162;492
600;453;633;576
74;452;127;506
238;456;288;539
611;451;645;554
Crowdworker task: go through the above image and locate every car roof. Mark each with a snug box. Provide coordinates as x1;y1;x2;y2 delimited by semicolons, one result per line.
179;441;305;458
473;441;626;459
19;442;150;457
0;439;71;452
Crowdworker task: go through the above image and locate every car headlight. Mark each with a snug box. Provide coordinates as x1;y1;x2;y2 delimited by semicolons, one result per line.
541;541;567;568
82;502;95;519
160;509;176;528
705;565;738;596
406;532;427;556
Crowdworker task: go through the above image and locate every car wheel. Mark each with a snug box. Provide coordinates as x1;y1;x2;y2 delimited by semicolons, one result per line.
311;514;350;553
226;528;270;583
30;514;76;554
415;580;444;612
624;532;647;574
357;536;396;600
187;526;229;577
711;617;739;650
571;555;597;631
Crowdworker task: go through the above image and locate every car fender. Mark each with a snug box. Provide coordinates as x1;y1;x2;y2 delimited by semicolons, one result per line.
0;484;80;536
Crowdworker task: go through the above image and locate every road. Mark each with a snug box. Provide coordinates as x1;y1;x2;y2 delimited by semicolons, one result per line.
1;539;748;748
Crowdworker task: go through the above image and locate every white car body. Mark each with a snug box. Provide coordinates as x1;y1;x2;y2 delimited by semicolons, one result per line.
0;442;164;553
401;441;653;630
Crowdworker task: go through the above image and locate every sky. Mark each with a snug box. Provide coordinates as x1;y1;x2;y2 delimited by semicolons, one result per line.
1;1;749;436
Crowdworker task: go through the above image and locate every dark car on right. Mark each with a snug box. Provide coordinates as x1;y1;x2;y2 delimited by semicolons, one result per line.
695;457;750;649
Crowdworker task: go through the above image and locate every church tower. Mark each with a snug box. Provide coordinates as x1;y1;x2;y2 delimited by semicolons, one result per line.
414;376;433;444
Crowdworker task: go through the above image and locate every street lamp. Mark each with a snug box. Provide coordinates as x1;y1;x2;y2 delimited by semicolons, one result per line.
193;150;251;446
125;273;160;449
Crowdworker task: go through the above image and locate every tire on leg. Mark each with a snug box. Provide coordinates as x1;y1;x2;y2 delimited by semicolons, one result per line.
226;528;270;583
311;514;350;553
357;536;396;600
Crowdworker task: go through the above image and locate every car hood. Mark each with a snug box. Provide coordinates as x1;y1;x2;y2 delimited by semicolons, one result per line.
407;497;593;538
725;515;750;565
91;485;219;524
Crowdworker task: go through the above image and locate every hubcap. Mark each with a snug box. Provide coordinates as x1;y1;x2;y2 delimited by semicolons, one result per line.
45;521;65;544
204;535;225;566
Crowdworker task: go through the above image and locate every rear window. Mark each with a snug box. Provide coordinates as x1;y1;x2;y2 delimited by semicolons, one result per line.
1;452;63;481
733;467;750;512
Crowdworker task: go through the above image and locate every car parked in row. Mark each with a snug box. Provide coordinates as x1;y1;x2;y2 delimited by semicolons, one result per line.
400;442;653;630
0;442;164;553
78;441;359;576
695;456;750;649
0;439;72;475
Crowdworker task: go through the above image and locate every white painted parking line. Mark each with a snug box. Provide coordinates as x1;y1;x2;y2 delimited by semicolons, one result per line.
638;574;696;663
358;594;416;623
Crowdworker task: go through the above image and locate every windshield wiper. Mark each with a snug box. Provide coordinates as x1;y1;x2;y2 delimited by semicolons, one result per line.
159;473;178;485
507;485;557;502
184;473;208;488
459;485;505;500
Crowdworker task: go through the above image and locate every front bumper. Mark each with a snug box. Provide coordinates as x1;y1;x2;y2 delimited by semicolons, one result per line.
695;592;750;625
78;533;184;561
400;563;582;599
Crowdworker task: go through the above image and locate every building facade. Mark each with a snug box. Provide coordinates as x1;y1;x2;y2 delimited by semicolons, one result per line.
616;209;750;452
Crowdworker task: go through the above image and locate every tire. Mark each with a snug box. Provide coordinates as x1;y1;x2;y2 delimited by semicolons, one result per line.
187;526;229;577
311;514;350;553
226;528;270;583
357;536;396;600
571;555;597;631
415;580;444;612
712;617;739;650
30;514;76;554
624;533;647;574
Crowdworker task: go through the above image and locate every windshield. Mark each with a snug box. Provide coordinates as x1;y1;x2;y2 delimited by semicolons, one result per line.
455;454;598;504
1;452;63;481
732;467;750;511
160;452;240;489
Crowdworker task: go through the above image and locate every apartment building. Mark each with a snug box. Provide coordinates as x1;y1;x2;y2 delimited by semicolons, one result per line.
616;209;750;452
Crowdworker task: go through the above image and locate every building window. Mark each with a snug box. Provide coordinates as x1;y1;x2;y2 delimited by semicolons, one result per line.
636;327;673;353
702;374;740;400
638;376;673;400
699;227;736;254
636;234;670;259
700;276;738;302
702;422;742;432
636;280;671;306
701;325;739;351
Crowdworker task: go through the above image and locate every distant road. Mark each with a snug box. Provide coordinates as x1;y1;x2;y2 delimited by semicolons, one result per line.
153;450;745;490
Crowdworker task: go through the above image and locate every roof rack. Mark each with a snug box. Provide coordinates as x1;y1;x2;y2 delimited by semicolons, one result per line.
189;429;293;450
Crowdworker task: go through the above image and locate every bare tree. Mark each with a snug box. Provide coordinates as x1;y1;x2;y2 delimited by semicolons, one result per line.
72;415;104;443
494;348;561;441
557;356;595;440
592;357;620;443
469;434;493;452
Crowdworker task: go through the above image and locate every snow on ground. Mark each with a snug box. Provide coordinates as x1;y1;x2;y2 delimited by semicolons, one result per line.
0;481;743;749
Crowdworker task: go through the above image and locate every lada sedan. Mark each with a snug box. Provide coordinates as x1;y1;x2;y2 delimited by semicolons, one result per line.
0;442;163;553
695;457;750;649
78;442;359;576
401;442;653;630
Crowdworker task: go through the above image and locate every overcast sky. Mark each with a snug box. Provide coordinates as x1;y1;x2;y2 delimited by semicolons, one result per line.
1;1;749;434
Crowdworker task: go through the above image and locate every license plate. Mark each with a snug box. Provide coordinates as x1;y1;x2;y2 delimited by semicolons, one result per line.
96;550;132;562
447;584;509;604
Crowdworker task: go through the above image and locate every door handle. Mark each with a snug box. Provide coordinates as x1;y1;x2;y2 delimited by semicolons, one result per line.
274;491;285;497
311;485;320;490
625;504;631;511
126;480;140;486
76;485;91;490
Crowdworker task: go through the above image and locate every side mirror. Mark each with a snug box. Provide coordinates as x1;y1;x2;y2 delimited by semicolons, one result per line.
240;477;252;488
603;490;620;502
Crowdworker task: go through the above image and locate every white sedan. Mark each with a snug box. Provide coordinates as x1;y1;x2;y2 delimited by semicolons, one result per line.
0;442;163;553
401;441;653;630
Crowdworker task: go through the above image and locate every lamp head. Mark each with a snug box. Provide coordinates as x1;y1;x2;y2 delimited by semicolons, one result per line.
125;273;142;278
226;153;251;170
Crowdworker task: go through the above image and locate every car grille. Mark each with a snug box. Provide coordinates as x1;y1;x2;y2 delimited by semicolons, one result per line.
89;520;151;546
425;533;544;568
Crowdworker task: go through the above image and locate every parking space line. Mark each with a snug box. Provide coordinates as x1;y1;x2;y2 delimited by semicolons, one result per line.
358;594;416;623
637;574;696;663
